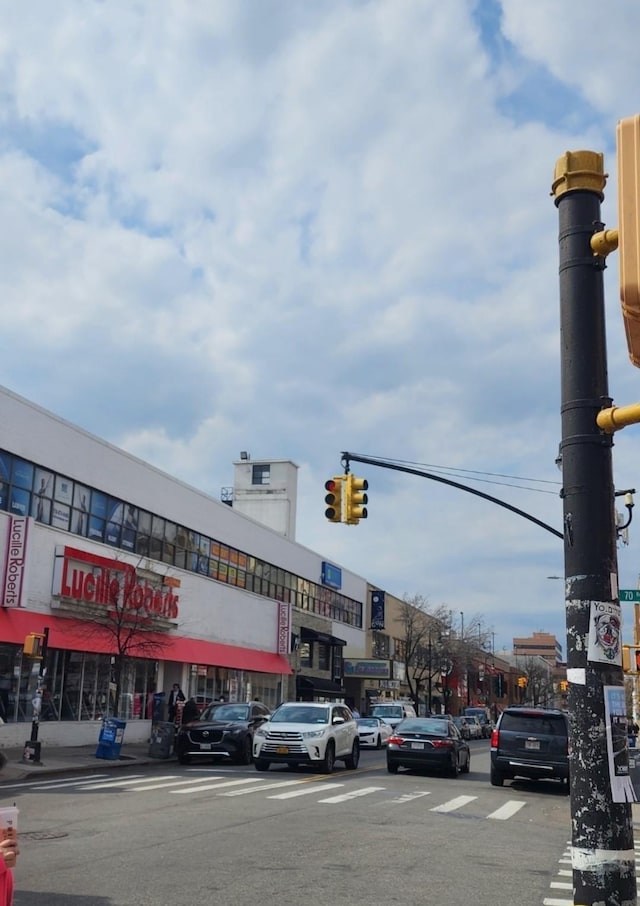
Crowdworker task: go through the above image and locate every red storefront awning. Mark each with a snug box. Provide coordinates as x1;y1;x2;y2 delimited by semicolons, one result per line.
0;608;292;675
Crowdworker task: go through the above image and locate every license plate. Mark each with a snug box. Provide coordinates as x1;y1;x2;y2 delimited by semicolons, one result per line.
276;746;289;755
525;739;540;750
199;743;212;750
410;742;424;750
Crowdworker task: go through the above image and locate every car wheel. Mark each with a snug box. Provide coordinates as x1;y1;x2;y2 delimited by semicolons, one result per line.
254;758;270;772
562;776;570;795
321;741;335;774
177;752;191;765
387;760;399;774
448;754;459;778
461;751;471;774
236;736;252;766
490;765;504;787
375;735;381;749
345;739;360;770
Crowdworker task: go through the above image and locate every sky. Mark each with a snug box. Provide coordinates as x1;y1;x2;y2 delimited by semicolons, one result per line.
2;0;640;657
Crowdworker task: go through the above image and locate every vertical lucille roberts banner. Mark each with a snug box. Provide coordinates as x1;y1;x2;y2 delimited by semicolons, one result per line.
2;515;30;607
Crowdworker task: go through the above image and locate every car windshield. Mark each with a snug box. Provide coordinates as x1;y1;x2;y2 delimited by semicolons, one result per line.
357;719;378;728
271;705;330;724
201;704;249;721
371;706;403;719
399;719;450;736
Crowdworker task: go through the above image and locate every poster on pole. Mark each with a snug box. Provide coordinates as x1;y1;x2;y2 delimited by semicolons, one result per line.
603;685;636;802
587;601;622;665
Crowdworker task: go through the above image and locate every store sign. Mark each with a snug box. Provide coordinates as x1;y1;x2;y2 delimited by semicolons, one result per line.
276;601;291;655
321;561;342;590
52;545;180;620
2;515;30;607
343;658;391;679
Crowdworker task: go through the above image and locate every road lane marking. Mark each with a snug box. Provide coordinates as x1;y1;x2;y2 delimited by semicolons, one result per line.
486;800;526;820
430;795;477;813
268;783;344;800
318;786;386;803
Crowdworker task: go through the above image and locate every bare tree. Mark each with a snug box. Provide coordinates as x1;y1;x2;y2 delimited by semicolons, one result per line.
517;656;554;707
398;596;451;713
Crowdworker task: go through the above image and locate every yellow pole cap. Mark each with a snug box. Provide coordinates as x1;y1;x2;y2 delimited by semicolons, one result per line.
551;150;607;201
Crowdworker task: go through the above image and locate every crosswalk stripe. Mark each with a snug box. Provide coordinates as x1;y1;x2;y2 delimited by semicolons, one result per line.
27;775;111;790
430;795;477;813
220;780;307;796
268;783;344;800
487;800;526;821
61;774;146;790
129;777;232;792
171;778;265;794
550;882;572;890
80;775;180;790
391;791;432;803
543;899;573;906
318;786;386;804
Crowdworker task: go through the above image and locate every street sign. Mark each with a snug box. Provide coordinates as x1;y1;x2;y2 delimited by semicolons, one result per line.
620;589;640;602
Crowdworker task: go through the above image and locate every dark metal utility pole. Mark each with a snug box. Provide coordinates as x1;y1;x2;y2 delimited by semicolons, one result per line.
552;151;636;905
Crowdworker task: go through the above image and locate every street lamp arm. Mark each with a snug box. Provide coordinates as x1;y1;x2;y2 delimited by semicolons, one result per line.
341;452;564;540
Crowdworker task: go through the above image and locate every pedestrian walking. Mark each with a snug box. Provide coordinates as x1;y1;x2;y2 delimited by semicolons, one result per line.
167;684;185;722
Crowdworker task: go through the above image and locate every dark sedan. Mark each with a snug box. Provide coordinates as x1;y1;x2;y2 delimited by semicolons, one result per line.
175;700;270;765
386;717;471;777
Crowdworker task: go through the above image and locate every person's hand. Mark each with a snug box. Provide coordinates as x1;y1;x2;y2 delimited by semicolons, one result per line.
0;835;18;868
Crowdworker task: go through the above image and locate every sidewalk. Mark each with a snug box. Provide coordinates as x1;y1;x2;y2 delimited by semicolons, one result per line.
0;742;171;784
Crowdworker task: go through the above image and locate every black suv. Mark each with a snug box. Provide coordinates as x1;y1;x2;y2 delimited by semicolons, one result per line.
490;706;569;792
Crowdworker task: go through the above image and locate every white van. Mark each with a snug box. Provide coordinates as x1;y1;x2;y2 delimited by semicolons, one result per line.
369;702;417;729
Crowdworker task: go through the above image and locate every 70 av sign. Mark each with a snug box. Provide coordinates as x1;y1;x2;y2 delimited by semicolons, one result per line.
619;589;640;602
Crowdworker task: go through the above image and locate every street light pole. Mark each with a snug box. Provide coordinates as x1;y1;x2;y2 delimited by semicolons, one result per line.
552;149;635;904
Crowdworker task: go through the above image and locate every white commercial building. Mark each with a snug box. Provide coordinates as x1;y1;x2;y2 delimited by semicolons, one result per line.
0;387;367;750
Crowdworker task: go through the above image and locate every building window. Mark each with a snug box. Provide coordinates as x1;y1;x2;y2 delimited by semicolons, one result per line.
318;644;330;670
252;464;270;486
373;632;390;659
299;642;312;668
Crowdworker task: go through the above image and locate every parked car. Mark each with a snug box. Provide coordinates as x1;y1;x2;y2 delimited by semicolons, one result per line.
369;702;417;729
175;700;271;765
386;717;471;777
467;716;483;739
490;706;569;792
356;717;392;748
452;716;471;740
253;701;360;773
463;706;493;738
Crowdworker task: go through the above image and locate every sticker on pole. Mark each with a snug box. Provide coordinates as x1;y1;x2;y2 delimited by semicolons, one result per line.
603;685;636;803
587;601;622;666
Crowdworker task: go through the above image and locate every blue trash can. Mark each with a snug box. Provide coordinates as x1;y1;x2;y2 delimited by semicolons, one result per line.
96;718;127;760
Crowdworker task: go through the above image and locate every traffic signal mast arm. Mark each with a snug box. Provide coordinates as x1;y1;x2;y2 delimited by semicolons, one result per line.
340;452;563;539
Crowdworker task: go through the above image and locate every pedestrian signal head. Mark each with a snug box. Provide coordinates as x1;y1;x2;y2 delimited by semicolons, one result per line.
324;477;344;523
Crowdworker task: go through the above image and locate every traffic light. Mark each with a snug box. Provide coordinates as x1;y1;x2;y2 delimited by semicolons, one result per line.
617;114;640;366
324;477;344;523
23;633;45;659
559;680;569;693
517;676;528;688
344;474;368;525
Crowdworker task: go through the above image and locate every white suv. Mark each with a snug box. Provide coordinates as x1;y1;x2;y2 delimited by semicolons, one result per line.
253;701;360;773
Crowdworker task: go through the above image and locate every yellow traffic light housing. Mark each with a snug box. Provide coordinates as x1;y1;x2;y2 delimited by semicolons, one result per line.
324;477;344;523
344;474;368;525
23;633;45;659
517;676;528;688
617;114;640;367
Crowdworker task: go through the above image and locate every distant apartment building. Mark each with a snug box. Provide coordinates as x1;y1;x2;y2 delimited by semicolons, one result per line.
513;631;563;667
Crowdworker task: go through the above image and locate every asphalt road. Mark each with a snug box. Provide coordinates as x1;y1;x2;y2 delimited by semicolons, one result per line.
5;739;573;906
